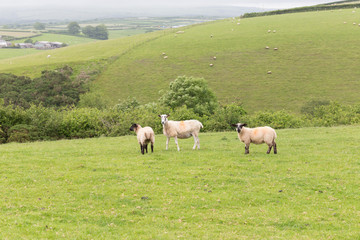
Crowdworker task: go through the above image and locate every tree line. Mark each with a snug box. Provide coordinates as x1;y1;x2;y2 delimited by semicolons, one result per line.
1;74;360;143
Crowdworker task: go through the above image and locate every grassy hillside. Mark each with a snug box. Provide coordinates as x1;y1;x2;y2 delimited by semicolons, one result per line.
1;9;360;112
0;126;359;239
94;9;360;112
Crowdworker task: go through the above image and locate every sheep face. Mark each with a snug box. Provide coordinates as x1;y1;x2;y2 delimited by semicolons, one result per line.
129;123;139;132
232;123;247;133
158;114;170;125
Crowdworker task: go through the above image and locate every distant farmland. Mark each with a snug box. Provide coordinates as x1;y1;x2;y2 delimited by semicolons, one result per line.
0;30;40;39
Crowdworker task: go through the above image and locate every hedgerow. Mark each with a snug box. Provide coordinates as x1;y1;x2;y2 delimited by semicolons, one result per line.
0;99;360;143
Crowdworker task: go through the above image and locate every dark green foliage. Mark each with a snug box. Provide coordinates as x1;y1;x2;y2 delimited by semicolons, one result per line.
67;22;81;35
24;38;33;44
0;66;88;108
160;76;218;116
242;3;360;18
0;99;360;144
7;124;39;143
33;22;46;30
301;100;331;116
82;24;109;40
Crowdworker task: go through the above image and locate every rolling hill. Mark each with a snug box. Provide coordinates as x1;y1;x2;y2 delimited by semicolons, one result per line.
1;8;360;112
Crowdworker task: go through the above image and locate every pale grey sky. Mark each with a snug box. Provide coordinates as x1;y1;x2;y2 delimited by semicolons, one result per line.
1;0;333;9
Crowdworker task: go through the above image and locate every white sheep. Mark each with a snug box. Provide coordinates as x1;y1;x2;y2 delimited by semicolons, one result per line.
158;114;203;151
232;123;277;154
129;123;155;154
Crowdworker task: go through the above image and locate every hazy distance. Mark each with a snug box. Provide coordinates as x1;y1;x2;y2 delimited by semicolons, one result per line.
0;0;333;23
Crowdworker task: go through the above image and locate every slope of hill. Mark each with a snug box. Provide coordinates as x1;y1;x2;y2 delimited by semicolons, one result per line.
1;8;360;112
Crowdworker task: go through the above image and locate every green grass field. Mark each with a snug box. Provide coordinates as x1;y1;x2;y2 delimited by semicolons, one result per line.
0;126;359;239
1;9;360;112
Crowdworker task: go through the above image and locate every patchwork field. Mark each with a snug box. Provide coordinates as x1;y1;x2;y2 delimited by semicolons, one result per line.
0;126;359;239
0;30;39;38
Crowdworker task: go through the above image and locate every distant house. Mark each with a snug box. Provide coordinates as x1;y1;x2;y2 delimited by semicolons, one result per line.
0;39;12;48
34;41;64;49
50;42;63;48
34;41;52;49
0;40;7;48
16;43;34;49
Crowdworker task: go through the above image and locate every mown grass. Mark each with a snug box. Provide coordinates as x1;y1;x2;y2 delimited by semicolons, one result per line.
0;126;359;239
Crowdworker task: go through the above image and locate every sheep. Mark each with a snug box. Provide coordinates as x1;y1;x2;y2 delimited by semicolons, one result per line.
209;63;214;67
129;123;155;155
232;123;277;154
158;114;203;151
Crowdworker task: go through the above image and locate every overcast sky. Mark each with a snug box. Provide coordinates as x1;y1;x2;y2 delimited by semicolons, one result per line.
1;0;334;9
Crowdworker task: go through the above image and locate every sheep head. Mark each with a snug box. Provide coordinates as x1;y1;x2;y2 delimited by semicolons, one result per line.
232;123;247;133
158;114;170;125
129;123;139;132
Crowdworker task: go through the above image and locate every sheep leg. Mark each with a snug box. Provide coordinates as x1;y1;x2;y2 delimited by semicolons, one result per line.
151;143;154;153
145;144;148;153
197;136;200;149
267;144;272;154
245;144;250;154
192;135;197;150
174;136;180;151
273;142;277;154
166;137;170;150
140;144;144;155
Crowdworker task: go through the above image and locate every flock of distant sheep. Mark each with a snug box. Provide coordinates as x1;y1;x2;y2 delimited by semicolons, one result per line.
130;114;277;155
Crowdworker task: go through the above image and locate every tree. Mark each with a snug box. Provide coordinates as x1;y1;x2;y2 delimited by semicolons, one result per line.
82;24;109;40
160;76;218;116
94;24;108;40
82;25;96;38
24;38;33;44
67;22;81;35
33;22;46;30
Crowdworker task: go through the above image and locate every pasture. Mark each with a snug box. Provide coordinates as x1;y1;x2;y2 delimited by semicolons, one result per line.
0;30;39;39
0;126;359;239
2;9;360;112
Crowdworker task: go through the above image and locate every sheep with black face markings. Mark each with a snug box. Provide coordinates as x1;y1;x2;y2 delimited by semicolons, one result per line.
159;114;203;151
232;123;277;154
129;123;155;154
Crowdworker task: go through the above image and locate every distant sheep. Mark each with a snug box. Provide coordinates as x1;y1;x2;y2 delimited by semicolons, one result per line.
232;123;277;154
129;123;155;154
159;114;203;151
209;63;214;67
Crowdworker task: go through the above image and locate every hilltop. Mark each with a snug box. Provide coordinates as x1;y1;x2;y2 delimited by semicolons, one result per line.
1;8;360;112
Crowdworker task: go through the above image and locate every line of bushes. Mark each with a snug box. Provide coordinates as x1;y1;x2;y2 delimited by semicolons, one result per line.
242;3;360;18
1;99;360;144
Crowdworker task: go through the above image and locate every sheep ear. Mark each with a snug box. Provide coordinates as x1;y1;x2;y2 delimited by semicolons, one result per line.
241;123;247;127
167;114;170;117
231;124;237;127
158;115;161;117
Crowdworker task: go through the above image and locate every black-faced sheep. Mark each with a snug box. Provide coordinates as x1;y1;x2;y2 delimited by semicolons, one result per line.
158;114;203;151
232;123;277;154
129;123;155;155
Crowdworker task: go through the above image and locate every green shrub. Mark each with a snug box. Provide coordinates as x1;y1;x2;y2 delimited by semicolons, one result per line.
159;76;218;116
7;124;39;143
